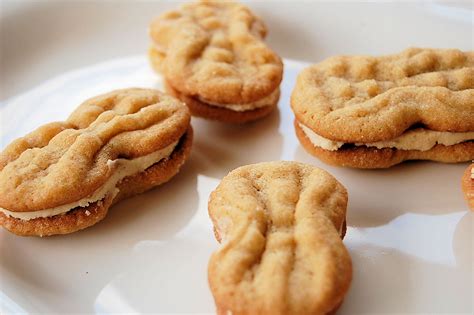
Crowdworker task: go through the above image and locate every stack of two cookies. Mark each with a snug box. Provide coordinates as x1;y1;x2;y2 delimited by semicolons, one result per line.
148;1;283;123
292;48;474;168
0;89;193;236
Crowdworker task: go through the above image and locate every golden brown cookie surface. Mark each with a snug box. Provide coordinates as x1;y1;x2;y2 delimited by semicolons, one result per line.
291;48;474;142
462;163;473;211
149;0;283;105
208;161;352;315
0;88;190;212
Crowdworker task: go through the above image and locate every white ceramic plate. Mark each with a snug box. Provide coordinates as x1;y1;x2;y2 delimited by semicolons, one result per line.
0;56;471;314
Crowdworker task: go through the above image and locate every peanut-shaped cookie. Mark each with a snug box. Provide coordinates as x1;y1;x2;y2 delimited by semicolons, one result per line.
208;161;352;315
0;88;193;236
291;48;474;168
149;0;283;123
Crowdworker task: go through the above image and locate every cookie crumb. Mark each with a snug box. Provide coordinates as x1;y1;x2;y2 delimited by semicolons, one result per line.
85;210;91;216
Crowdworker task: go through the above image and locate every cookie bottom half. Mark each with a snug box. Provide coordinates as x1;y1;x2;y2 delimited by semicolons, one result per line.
462;164;473;211
0;127;193;236
213;217;347;315
165;81;277;124
212;220;347;315
295;120;474;169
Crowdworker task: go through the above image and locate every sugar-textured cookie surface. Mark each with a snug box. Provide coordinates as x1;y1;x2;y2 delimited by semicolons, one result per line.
208;161;352;315
149;0;283;104
0;88;190;212
291;48;474;142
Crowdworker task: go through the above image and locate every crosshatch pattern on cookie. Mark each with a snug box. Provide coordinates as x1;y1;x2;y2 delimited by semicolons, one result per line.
0;88;190;212
291;48;474;142
149;0;283;104
208;162;351;315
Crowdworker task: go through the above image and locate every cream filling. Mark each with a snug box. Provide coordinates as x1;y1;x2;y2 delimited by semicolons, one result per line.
0;141;178;221
198;88;279;112
299;123;474;152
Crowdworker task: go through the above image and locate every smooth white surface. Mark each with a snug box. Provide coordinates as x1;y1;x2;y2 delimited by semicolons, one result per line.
0;56;472;314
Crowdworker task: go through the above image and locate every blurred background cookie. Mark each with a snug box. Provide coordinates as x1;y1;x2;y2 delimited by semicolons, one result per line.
149;0;283;123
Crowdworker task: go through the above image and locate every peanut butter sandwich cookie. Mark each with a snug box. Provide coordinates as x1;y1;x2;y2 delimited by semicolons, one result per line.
0;88;193;236
462;163;473;210
291;48;474;168
149;0;283;123
208;161;352;315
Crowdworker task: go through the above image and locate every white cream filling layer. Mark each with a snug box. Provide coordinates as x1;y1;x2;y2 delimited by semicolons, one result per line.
0;141;178;221
198;88;279;112
299;123;474;152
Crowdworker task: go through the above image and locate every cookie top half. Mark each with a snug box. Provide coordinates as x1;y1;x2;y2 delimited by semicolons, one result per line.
0;88;190;212
149;0;283;104
291;48;474;142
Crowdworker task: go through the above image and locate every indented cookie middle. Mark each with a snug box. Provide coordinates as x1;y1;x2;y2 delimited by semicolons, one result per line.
208;161;352;315
149;0;283;123
291;48;474;168
0;88;193;236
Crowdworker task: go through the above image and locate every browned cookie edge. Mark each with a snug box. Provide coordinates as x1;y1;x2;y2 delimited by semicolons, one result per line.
165;80;278;124
295;120;474;169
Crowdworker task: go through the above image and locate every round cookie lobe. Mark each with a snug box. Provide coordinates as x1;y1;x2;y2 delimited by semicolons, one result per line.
208;161;352;315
